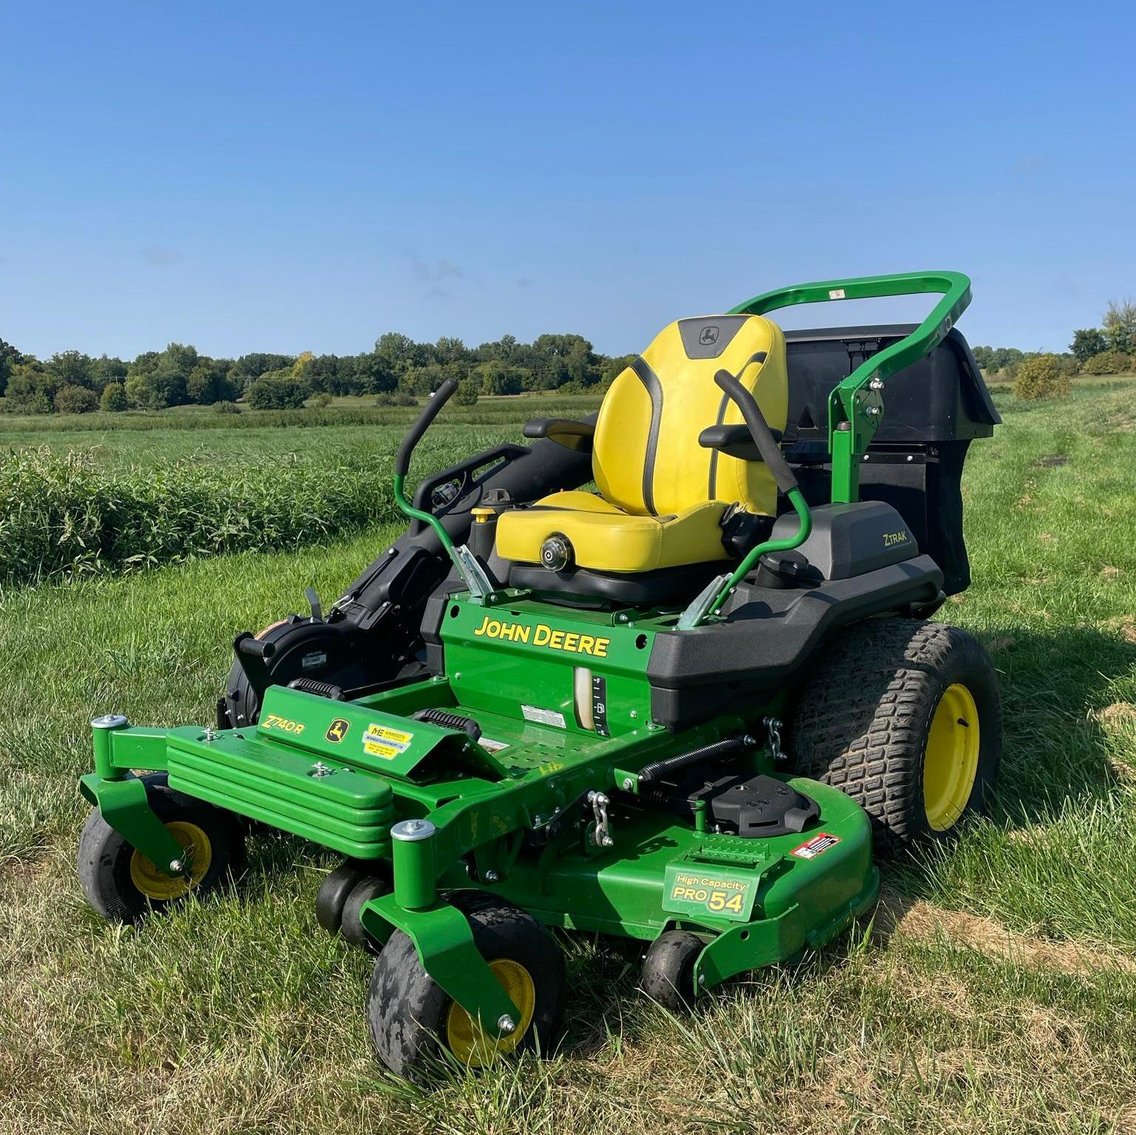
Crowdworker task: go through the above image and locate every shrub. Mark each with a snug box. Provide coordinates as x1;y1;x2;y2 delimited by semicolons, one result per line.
374;391;417;406
1013;354;1071;401
308;392;333;409
247;370;310;410
213;400;241;414
454;378;480;406
54;385;99;414
1080;350;1134;376
99;382;129;413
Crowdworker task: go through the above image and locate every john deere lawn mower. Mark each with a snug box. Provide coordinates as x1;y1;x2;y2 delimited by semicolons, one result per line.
77;271;1002;1078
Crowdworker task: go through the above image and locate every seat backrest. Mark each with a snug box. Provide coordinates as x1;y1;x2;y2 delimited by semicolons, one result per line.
593;314;788;518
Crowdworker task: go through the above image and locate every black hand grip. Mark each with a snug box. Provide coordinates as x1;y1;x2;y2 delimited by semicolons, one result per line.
235;631;277;661
713;369;799;495
522;418;596;452
395;377;460;477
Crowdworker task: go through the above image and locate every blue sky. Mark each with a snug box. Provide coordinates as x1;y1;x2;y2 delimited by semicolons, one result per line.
1;1;1132;360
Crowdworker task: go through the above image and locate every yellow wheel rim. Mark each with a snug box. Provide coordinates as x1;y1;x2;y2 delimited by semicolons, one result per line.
923;683;981;831
444;958;536;1068
129;821;212;902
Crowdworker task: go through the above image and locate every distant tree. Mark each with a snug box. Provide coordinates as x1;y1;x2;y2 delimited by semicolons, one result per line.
600;354;636;387
99;381;129;412
47;350;97;390
305;354;344;394
54;384;99;414
0;338;24;385
352;351;397;394
5;361;56;413
1070;328;1108;363
91;354;129;389
1013;354;1071;400
476;334;519;364
232;353;295;386
402;362;461;396
473;359;525;396
374;332;425;377
431;336;470;368
186;359;238;404
246;369;309;409
1103;299;1136;353
125;342;198;408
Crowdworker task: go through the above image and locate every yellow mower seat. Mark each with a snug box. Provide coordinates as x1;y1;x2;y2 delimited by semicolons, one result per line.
496;313;789;575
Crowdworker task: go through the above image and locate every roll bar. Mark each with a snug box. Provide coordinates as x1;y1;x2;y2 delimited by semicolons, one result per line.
730;271;972;503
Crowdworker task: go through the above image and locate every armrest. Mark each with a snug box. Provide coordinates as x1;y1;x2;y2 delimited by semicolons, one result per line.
698;422;783;461
522;418;595;453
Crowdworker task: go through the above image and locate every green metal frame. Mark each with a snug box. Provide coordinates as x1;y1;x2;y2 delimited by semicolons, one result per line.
730;270;972;502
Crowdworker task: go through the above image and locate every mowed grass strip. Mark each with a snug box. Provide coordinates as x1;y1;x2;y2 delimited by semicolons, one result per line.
0;382;1135;1133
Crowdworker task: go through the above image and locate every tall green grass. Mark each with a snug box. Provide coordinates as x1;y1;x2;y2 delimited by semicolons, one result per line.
0;446;407;587
0;395;602;588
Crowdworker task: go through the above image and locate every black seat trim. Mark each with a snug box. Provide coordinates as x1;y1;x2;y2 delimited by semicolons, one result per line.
508;561;723;608
628;356;664;515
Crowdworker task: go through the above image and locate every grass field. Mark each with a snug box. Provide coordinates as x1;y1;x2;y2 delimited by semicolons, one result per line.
1;382;1135;1134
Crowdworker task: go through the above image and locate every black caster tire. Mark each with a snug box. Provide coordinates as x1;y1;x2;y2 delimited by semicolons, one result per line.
787;617;1002;856
340;874;391;953
315;862;368;935
639;930;705;1012
78;780;246;924
367;892;566;1080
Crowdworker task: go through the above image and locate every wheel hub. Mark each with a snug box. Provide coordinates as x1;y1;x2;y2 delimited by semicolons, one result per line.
923;682;981;831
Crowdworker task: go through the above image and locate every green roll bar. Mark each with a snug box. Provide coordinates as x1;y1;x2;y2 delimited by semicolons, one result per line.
730;270;972;503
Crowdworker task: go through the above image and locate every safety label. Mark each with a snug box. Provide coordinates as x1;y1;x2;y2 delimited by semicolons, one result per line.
791;832;842;860
521;704;566;729
362;723;414;760
479;737;510;754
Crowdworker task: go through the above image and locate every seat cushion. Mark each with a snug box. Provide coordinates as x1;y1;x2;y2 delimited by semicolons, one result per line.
496;491;730;573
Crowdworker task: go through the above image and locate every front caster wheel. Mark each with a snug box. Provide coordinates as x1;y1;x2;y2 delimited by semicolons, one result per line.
639;930;705;1012
78;780;246;924
367;893;565;1080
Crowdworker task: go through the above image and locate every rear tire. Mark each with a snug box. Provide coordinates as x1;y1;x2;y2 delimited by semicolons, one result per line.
786;618;1001;855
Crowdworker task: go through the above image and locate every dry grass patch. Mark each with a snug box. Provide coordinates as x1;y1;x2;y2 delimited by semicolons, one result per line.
877;887;1136;976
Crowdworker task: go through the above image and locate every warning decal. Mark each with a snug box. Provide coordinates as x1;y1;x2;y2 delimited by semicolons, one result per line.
791;832;842;860
362;723;414;760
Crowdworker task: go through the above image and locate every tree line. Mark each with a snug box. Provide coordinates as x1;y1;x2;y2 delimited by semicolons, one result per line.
0;332;636;414
2;297;1133;416
972;298;1136;380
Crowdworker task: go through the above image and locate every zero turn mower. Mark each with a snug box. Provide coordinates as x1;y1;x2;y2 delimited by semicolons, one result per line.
78;271;1002;1079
